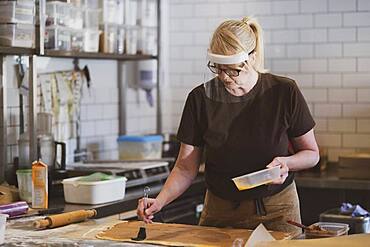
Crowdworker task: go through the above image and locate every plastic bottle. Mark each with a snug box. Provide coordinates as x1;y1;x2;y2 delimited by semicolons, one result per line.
32;160;48;209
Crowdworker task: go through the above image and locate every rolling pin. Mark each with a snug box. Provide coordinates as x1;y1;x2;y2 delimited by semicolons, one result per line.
33;209;97;229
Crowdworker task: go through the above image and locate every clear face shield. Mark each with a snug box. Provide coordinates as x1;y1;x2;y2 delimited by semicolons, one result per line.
203;51;250;103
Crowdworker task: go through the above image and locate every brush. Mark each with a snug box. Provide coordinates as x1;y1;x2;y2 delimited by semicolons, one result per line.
132;186;151;241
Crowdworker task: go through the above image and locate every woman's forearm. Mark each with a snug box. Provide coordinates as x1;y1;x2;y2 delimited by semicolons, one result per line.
286;150;320;171
155;164;198;208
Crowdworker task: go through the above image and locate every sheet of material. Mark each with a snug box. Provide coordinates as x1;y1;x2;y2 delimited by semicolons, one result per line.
245;223;276;247
96;221;292;247
256;233;370;247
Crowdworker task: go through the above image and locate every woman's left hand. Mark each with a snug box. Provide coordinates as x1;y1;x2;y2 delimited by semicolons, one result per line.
266;157;289;184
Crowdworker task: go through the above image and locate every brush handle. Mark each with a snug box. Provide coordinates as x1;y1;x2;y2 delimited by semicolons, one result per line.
287;220;310;230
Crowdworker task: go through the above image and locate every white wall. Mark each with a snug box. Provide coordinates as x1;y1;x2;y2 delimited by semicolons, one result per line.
166;0;370;161
5;57;157;165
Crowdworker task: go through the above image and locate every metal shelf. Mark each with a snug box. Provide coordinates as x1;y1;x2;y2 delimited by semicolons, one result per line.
43;50;158;60
0;47;35;56
0;47;158;61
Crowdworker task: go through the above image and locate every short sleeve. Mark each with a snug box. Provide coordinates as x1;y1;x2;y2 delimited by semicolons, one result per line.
287;82;315;138
176;91;204;147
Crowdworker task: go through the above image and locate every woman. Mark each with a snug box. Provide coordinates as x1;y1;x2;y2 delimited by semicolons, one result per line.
137;16;319;235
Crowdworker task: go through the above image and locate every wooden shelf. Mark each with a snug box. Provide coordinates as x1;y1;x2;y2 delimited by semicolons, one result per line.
0;46;35;56
43;50;158;60
0;47;157;61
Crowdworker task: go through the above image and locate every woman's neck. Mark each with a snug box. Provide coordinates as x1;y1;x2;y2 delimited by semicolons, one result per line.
225;69;259;96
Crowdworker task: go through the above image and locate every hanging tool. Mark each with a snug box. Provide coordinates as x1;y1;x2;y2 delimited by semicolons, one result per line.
33;209;97;229
15;56;28;134
132;186;150;241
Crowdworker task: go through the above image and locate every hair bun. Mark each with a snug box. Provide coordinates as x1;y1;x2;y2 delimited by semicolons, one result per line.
241;17;250;25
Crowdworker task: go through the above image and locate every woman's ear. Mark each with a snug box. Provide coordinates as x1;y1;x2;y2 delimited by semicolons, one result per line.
249;52;257;66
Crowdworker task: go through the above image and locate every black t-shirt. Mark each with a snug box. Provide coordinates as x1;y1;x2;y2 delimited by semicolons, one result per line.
177;73;315;201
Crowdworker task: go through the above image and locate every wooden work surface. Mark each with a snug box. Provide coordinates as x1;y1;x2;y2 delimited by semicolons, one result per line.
96;220;293;247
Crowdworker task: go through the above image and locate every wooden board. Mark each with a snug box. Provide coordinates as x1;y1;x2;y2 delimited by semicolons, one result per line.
96;221;293;247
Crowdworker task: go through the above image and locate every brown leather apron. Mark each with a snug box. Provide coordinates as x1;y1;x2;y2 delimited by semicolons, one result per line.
199;181;302;236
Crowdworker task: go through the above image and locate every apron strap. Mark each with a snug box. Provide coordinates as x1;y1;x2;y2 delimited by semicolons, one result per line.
255;198;266;216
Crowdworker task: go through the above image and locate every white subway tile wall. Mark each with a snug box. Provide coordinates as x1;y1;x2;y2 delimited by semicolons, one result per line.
5;57;157;165
166;0;370;162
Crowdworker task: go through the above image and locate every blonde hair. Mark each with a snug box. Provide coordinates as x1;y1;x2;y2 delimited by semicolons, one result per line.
209;16;265;72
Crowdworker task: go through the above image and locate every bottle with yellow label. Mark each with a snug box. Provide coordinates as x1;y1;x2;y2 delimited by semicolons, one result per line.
32;160;48;209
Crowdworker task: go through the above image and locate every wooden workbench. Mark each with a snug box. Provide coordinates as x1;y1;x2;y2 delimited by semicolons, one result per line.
5;215;152;246
5;214;369;246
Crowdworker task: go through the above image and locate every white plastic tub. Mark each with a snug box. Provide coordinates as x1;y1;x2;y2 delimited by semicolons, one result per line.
100;0;124;25
0;214;7;245
118;135;163;160
83;29;101;52
0;23;34;48
232;166;280;190
101;23;118;53
62;175;127;204
305;222;350;238
16;169;32;203
44;25;71;50
125;25;138;55
138;26;157;55
84;9;101;29
0;0;35;24
46;1;71;27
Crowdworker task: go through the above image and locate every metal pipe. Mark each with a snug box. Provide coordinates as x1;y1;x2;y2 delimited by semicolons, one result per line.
118;61;127;135
28;55;37;162
37;0;45;55
0;56;7;183
156;0;162;134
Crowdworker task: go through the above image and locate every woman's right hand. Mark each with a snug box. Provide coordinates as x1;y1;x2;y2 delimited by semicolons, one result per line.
136;197;163;224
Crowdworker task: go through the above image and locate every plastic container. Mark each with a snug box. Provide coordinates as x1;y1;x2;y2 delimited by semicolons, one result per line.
137;0;157;27
100;0;124;25
125;25;138;55
71;0;99;9
0;0;35;24
45;25;71;50
0;214;7;245
101;23;117;53
16;169;32;203
83;29;101;52
71;29;84;51
117;135;163;160
70;7;83;29
46;1;71;27
232;166;280;190
305;222;350;239
62;175;127;204
124;0;138;26
84;9;101;29
138;26;157;55
117;25;125;54
0;23;34;48
320;208;370;234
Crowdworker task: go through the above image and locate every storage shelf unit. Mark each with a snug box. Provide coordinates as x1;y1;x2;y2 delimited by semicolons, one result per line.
0;0;162;183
